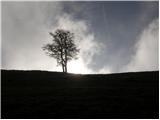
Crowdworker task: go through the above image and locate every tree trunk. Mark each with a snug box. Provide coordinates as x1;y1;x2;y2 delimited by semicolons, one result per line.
60;48;65;73
62;63;64;72
64;57;67;73
65;62;67;73
64;39;67;73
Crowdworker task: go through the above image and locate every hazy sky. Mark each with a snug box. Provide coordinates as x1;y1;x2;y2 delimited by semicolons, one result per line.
2;1;159;74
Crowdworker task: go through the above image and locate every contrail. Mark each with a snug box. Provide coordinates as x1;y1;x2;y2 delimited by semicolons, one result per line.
101;3;111;43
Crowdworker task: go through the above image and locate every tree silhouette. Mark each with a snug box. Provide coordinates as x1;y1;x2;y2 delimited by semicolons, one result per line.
42;29;79;73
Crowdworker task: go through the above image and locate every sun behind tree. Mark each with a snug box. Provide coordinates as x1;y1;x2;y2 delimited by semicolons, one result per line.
42;29;79;73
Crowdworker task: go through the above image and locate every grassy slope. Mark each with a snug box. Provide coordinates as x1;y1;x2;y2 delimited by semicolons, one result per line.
1;70;159;119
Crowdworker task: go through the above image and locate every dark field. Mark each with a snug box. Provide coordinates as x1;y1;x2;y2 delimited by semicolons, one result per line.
1;70;159;119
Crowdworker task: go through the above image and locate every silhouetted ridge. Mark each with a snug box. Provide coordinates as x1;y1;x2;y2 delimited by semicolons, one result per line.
1;70;159;119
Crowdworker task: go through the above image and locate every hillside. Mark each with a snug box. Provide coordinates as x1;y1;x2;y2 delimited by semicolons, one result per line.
1;70;159;119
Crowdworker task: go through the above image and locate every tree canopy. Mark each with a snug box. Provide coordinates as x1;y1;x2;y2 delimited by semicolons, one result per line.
42;29;79;73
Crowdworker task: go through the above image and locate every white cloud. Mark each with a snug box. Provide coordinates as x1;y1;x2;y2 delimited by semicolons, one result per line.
50;13;103;73
1;2;63;71
98;66;112;74
3;2;157;74
124;19;159;72
2;2;104;74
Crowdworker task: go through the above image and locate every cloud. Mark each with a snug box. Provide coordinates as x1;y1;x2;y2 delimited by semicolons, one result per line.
97;66;112;74
2;2;103;74
2;2;158;74
50;13;104;73
123;19;158;72
1;2;63;71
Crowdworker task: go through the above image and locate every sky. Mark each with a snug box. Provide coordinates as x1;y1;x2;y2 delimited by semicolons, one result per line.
1;1;159;74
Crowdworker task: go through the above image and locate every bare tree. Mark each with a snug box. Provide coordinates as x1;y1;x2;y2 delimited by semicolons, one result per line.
42;29;79;73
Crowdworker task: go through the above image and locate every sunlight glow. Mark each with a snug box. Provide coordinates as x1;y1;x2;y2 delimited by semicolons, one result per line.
68;58;90;74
